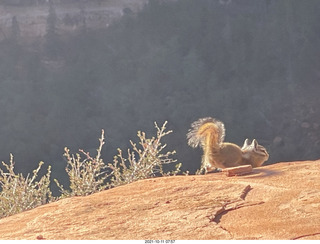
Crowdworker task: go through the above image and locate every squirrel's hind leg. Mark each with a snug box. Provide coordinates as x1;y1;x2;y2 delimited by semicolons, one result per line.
197;163;222;174
207;167;222;173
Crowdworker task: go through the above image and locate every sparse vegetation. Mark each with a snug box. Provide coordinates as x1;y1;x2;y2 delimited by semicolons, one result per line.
0;121;180;219
107;121;180;187
0;155;52;218
54;130;110;197
55;121;180;196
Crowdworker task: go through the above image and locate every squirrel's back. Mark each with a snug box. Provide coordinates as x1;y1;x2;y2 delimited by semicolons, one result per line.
187;117;269;172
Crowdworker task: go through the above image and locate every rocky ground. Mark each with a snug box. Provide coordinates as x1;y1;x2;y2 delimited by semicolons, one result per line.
0;160;320;240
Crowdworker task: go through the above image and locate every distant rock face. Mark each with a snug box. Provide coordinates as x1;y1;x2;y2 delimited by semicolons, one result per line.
0;160;320;240
0;0;147;41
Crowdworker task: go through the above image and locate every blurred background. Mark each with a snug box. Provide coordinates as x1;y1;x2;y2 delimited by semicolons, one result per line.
0;0;319;194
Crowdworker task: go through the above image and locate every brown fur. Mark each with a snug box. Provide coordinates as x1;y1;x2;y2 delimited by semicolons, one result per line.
187;117;269;171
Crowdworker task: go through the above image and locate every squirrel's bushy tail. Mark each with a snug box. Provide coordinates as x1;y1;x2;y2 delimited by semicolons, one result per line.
187;117;226;171
187;117;225;148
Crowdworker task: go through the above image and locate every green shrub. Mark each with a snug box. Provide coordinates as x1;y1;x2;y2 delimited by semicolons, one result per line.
0;154;52;218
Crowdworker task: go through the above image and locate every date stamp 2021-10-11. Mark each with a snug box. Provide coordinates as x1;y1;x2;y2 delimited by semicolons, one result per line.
145;240;175;244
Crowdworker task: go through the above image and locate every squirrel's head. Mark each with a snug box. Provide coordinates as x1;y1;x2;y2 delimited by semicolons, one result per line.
242;139;269;167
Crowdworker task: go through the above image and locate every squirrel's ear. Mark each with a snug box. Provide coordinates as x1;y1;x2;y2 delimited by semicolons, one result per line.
242;138;250;149
251;139;258;148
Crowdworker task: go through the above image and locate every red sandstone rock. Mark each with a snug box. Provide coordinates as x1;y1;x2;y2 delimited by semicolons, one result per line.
0;160;320;240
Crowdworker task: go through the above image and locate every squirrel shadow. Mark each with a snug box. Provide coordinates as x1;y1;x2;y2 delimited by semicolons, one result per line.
242;167;282;178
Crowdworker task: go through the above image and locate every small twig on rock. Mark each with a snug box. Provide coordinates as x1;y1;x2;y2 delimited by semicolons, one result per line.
240;185;252;200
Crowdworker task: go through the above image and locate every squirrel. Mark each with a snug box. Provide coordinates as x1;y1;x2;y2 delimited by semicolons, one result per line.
187;117;269;172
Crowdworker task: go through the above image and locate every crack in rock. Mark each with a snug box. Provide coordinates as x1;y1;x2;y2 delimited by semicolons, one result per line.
291;232;320;240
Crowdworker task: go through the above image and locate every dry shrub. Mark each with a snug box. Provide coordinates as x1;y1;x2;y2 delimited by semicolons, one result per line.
0;155;52;218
